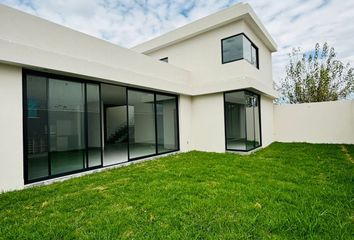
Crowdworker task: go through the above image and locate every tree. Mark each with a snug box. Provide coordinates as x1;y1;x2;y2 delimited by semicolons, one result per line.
277;43;354;104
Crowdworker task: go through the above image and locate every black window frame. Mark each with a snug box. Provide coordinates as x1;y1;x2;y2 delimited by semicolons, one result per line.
159;57;168;63
23;69;180;184
223;89;262;152
221;33;259;69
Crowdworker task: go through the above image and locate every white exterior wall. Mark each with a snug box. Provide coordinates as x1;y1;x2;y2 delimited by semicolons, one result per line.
0;63;24;192
274;100;354;144
191;93;225;152
178;95;193;152
0;4;280;192
0;5;192;95
145;20;273;90
261;95;274;147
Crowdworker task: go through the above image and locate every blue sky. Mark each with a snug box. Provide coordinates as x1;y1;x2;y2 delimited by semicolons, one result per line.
1;0;353;84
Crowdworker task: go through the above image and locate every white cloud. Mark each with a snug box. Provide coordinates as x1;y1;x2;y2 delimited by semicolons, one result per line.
0;0;353;85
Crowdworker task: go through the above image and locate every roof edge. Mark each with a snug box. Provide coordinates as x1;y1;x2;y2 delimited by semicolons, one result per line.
131;3;277;54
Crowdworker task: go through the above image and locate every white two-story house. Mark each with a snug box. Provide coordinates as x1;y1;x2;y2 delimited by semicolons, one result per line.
0;3;277;192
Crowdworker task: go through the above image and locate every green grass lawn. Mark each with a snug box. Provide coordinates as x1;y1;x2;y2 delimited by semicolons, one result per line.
0;143;353;239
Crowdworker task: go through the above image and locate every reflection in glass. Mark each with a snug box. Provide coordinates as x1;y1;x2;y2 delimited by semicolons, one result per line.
87;84;102;167
222;34;258;67
156;94;178;153
26;75;49;180
251;46;257;67
48;79;86;175
128;90;156;159
243;37;252;63
222;34;243;63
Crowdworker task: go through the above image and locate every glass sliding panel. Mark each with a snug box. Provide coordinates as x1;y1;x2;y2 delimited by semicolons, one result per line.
101;84;128;166
87;83;102;168
156;94;178;154
128;90;156;159
225;91;247;150
26;75;49;180
48;79;86;175
243;37;252;63
222;34;243;63
245;93;255;150
225;90;261;151
251;46;257;67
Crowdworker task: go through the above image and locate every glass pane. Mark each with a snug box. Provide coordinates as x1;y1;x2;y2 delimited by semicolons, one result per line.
128;90;156;159
251;46;257;67
26;75;49;180
101;84;128;166
49;79;86;175
225;91;261;151
245;93;255;150
87;84;102;167
225;91;247;150
243;36;252;63
156;94;178;154
222;35;243;63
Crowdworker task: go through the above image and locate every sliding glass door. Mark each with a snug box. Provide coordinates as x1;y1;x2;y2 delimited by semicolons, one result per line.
48;79;86;175
224;90;261;151
24;72;102;183
101;84;128;166
128;90;156;159
87;84;102;167
127;90;179;159
156;94;178;154
26;75;49;181
24;70;180;183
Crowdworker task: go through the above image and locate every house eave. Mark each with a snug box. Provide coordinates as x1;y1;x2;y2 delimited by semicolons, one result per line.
131;3;277;54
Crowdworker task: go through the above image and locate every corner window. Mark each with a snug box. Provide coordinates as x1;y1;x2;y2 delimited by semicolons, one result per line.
222;33;259;68
224;90;261;151
159;57;168;63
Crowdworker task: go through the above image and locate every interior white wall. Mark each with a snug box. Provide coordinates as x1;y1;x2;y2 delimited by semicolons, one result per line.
0;63;24;192
274;100;354;144
133;103;155;144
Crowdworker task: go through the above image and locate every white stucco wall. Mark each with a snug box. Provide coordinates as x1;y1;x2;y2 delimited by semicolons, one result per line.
178;95;193;152
274;100;354;144
261;95;274;147
191;93;225;152
0;5;192;96
0;63;24;192
144;20;274;90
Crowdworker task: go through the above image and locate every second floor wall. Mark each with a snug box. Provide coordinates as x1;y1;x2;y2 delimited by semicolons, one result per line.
143;20;274;90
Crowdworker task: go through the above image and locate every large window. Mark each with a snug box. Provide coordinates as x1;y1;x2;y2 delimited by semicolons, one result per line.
101;84;128;166
221;33;259;68
127;90;179;159
128;90;156;159
156;94;178;154
24;70;180;183
26;75;49;181
24;72;102;183
48;79;86;175
224;90;261;151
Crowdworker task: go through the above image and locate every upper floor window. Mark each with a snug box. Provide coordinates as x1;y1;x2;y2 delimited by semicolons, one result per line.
221;33;259;68
159;57;168;63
